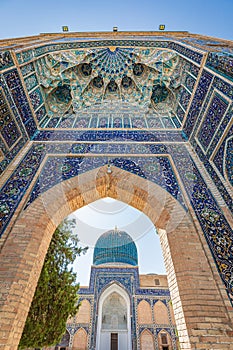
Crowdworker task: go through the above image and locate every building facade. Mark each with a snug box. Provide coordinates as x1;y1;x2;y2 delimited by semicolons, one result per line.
0;31;233;349
55;229;177;350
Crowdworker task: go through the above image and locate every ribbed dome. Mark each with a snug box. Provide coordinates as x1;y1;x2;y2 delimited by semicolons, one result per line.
93;229;138;266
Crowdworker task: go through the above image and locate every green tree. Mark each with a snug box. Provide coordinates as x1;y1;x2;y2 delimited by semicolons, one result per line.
19;218;87;349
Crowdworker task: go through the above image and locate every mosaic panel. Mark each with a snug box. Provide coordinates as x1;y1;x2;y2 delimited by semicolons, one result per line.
212;124;233;187
16;39;203;65
206;106;232;158
184;74;196;92
33;129;185;142
193;141;232;213
169;144;233;305
39;111;182;130
24;73;38;92
0;50;14;71
25;154;186;210
29;87;43;110
213;75;233;99
176;104;185;123
35;105;47;123
0;89;21;148
197;93;228;151
0;144;46;232
0;75;30;173
184;70;213;137
20;62;34;77
206;52;233;81
188;75;233;153
3;69;37;137
177;87;191;110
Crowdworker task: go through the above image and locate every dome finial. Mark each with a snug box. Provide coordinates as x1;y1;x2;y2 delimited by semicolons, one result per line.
114;225;118;231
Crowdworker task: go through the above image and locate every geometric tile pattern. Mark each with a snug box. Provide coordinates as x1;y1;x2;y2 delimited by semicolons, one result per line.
184;70;213;138
1;139;233;303
0;89;21;148
213;124;233;186
0;34;233;308
197;93;228;151
206;51;233;81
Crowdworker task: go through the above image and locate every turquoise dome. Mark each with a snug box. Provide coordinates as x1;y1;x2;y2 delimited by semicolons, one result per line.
93;229;138;266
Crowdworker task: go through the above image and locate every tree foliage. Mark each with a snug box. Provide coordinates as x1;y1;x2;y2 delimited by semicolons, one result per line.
19;218;87;349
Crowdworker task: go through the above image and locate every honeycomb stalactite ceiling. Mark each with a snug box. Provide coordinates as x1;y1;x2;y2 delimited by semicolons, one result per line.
34;47;184;127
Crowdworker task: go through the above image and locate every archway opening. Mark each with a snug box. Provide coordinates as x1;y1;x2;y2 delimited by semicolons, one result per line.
1;166;231;349
69;197;166;286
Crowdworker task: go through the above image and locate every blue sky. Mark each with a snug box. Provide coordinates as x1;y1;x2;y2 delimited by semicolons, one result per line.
1;0;232;40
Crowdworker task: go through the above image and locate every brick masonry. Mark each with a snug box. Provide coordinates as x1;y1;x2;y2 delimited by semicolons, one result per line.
0;168;233;349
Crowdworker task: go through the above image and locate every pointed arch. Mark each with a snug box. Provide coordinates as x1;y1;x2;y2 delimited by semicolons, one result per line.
76;299;91;324
140;329;155;350
96;283;131;350
138;300;153;324
72;327;88;350
154;301;169;325
0;166;232;349
157;329;172;350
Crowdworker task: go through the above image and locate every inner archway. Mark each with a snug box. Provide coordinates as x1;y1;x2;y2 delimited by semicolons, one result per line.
0;166;232;349
70;197;166;285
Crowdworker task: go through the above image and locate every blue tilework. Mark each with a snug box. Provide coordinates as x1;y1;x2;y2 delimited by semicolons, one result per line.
29;87;43;110
1;35;233;312
16;40;203;65
21;62;34;76
184;70;213;138
0;74;29;173
206;106;232;158
0;144;46;232
78;265;175;349
24;153;186;211
206;52;233;81
169;144;233;305
197;93;228;151
0;50;14;71
3;69;37;138
213;124;233;185
33;129;185;142
1;136;233;304
24;73;38;92
93;229;138;266
0;90;21;148
213;76;233;100
193;141;232;213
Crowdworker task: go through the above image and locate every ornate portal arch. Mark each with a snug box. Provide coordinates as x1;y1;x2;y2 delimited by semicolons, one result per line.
0;31;233;349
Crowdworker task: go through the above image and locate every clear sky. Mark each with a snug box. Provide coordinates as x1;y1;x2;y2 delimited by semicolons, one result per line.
0;0;232;41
